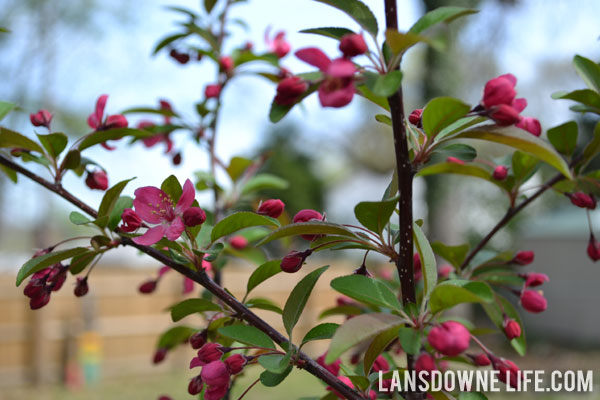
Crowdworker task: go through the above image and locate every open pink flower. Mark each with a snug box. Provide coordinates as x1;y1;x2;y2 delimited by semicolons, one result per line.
87;94;128;150
295;47;356;108
265;28;291;58
132;179;204;245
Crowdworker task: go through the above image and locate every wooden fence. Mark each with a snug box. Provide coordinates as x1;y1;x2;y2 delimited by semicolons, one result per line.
0;262;361;387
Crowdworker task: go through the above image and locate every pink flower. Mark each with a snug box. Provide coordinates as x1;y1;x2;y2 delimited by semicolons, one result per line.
516;117;541;136
274;76;308;106
503;317;521;340
30;110;53;128
132;179;205;245
257;199;285;218
327;375;354;399
567;192;596;209
120;208;142;232
266;29;291;58
201;360;230;387
520;290;547;313
339;33;367;58
488;104;522;126
204;384;229;400
482;74;517;108
408;108;423;126
415;353;437;376
87;95;128;150
427;321;471;356
493;165;508;180
228;236;248;250
513;250;534;265
317;352;341;376
292;209;325;240
193;343;224;367
85;170;109;190
219;56;234;75
205;84;222;99
295;47;356;108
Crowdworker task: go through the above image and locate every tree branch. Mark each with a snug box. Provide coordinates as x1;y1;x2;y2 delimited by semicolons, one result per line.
0;154;365;400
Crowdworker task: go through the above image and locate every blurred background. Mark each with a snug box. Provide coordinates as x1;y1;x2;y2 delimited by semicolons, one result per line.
0;0;599;398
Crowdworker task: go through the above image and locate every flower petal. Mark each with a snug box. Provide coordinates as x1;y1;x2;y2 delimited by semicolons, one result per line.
295;47;331;71
183;277;194;294
134;186;170;224
165;217;185;241
95;94;108;123
133;225;166;245
176;179;195;213
318;82;355;108
327;58;356;78
512;98;527;113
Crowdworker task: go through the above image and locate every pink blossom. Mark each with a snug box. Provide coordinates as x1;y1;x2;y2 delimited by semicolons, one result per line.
201;360;230;387
132;179;204;245
274;76;308;106
295;47;356;108
427;321;471;356
205;84;222;99
482;74;517;108
257;199;285;218
292;209;325;240
87;95;128;150
516;117;541;136
85;170;108;190
30;110;53;128
266;29;291;58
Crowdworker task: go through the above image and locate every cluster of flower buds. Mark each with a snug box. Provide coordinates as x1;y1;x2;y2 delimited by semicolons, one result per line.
30;109;53;129
23;262;69;309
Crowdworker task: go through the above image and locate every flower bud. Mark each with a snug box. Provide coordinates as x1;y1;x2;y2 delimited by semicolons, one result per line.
503;317;521;340
228;236;248;250
24;279;45;298
268;31;291;58
158;396;173;400
219;56;234;74
522;272;549;287
495;358;521;388
280;249;312;273
520;290;547;313
372;355;389;373
446;156;465;165
353;263;372;277
190;330;208;350
408;109;423;126
183;207;207;227
188;375;204;395
427;321;471;356
172;152;182;165
274;76;308;106
224;354;247;374
336;296;354;307
204;384;229;400
257;199;285;218
104;114;128;130
317;352;341;376
48;263;68;291
85;170;109;191
201;360;231;387
205;84;222;99
327;375;354;399
513;250;534;265
567;192;596;209
293;209;325;241
74;277;89;297
482;74;517;108
138;279;157;294
413;252;423;281
30;110;53;128
197;343;224;364
29;290;51;310
121;208;142;232
415;353;436;376
489;104;521;126
438;264;453;278
588;233;600;262
493;165;508;180
169;49;190;64
153;347;168;364
472;353;491;366
339;33;367;57
516;117;541;136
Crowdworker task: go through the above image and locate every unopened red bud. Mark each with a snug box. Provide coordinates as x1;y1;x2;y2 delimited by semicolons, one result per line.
274;76;308;106
183;207;206;227
280;249;312;273
503;317;521;340
438;264;453;278
170;49;190;64
496;358;521;388
257;199;285;218
427;321;470;356
413;252;423;281
339;33;367;57
446;156;465;165
187;375;203;395
172;152;182;165
353;263;372;277
104;114;128;130
139;280;157;294
520;290;547;313
30;110;53;128
190;330;208;349
523;272;549;287
197;343;224;364
516;117;541;136
493;165;508;180
121;208;142;233
350;352;361;365
153;347;168;364
588;234;600;262
335;296;354;307
204;384;229;400
74;277;89;297
29;290;51;310
472;353;491;366
415;353;436;375
567;192;596;209
408;109;423;126
24;280;45;298
482;74;517;109
85;170;109;191
372;355;390;373
489;104;521;126
219;56;234;74
205;84;222;99
293;209;325;241
201;360;231;387
224;354;246;374
228;236;248;250
317;352;341;376
513;250;534;265
48;264;68;291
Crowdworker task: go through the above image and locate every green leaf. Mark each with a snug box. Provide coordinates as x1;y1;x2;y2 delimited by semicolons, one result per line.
449;125;572;179
157;325;196;349
121;107;178;118
330;275;402;310
417;162;509;192
170;298;222;322
211;212;280;242
218;324;275;349
363;325;398;375
436;143;477;161
152;32;190;55
573;55;600;93
429;280;494;314
78;128;153;152
260;366;293;387
0;101;16;121
16;247;88;286
160;175;182;203
547;121;578;156
364;71;403;98
37;133;68;159
583;122;600;166
226;156;253;181
319;305;363;319
300;27;354;40
204;0;218;13
435;116;486;142
62;150;81;170
69;211;93;225
282;266;329;337
357;85;390;111
0;128;44;153
69;250;97;274
314;0;378;36
409;6;478;34
511;151;538;182
246;260;282;296
422;97;471;138
107;196;133;231
257;221;359;246
354;196;398;235
301;323;339;345
552;89;600;113
458;393;488;400
431;242;469;269
413;222;437;299
97;179;135;227
246;297;283;314
241;173;289;194
326;313;404;363
397;327;422;355
482;295;526;356
0;164;17;183
268;84;319;123
374;114;392;126
258;353;292;374
385;29;428;55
